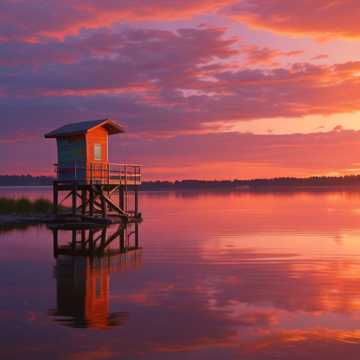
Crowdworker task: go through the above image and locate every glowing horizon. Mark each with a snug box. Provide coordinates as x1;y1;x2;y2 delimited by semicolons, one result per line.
2;1;360;180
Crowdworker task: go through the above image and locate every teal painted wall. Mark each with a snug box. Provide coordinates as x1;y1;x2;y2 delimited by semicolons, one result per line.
56;135;86;181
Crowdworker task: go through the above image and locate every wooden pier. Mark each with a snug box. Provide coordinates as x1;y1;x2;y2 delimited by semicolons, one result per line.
53;162;141;221
45;119;142;223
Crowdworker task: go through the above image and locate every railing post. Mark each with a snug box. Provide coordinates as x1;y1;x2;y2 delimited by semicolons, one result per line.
124;165;127;187
74;161;77;182
118;166;121;186
108;163;110;185
90;162;93;184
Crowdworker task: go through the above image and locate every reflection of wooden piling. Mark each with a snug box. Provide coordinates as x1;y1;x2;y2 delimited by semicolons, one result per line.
135;223;139;248
135;188;138;216
52;229;58;258
50;220;141;258
51;224;141;330
72;186;77;216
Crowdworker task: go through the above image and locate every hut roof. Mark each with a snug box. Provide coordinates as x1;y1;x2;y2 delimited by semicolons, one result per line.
44;119;124;138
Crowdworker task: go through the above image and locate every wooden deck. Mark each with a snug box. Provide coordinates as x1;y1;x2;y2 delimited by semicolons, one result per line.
55;162;142;185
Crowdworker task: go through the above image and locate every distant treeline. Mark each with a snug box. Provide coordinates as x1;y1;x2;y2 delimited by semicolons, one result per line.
2;175;360;189
0;175;53;186
141;176;360;190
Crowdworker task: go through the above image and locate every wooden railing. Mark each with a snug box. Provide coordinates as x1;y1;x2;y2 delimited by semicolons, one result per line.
55;162;142;185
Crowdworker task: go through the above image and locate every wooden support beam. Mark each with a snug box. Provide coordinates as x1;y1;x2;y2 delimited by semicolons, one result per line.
100;189;107;219
120;227;125;252
98;225;123;251
119;187;125;211
75;196;103;214
89;187;94;216
81;229;86;248
52;229;58;258
72;186;77;217
134;187;139;216
81;190;87;215
53;182;58;216
102;192;128;216
92;186;128;217
99;228;107;249
135;222;139;248
93;229;106;245
108;185;120;197
57;190;74;207
71;230;76;250
89;229;94;253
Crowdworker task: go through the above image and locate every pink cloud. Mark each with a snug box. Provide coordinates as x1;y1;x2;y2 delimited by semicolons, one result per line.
228;0;360;39
114;129;360;180
0;0;234;42
2;26;360;139
242;45;304;66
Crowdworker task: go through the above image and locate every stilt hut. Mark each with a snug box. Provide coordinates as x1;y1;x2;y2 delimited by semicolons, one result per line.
45;119;141;221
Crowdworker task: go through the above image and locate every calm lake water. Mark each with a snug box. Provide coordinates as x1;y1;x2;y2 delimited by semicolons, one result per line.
2;187;360;359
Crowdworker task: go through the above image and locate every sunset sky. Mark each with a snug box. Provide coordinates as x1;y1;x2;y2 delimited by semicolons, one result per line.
2;0;360;180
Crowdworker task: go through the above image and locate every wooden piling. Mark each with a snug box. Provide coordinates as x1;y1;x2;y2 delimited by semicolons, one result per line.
135;222;139;248
89;187;94;217
134;187;138;216
52;229;58;258
119;188;125;212
53;182;58;216
120;227;125;252
72;187;77;216
81;190;87;215
101;191;107;218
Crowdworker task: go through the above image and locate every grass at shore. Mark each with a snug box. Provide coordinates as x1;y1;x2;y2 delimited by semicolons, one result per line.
0;197;53;214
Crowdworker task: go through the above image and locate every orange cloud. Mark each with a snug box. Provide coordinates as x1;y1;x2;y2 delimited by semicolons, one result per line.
228;0;360;40
118;129;360;180
242;45;304;66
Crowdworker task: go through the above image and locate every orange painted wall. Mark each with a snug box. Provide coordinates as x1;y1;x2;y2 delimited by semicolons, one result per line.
86;126;108;164
85;126;109;182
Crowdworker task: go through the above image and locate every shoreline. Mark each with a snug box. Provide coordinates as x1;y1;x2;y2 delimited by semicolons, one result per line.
2;184;360;190
0;214;55;227
0;213;139;227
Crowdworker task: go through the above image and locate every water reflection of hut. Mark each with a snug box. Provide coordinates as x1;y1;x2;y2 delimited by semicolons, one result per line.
50;222;141;329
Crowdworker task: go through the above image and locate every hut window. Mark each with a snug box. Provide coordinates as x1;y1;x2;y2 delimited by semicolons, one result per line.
94;144;102;161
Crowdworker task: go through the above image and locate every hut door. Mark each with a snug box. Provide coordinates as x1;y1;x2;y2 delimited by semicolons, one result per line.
94;144;102;161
